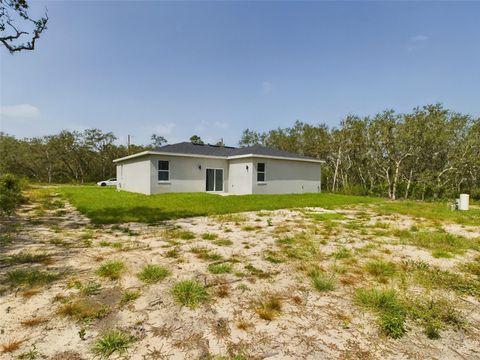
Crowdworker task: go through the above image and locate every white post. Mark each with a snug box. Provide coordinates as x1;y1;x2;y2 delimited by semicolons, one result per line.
458;194;469;211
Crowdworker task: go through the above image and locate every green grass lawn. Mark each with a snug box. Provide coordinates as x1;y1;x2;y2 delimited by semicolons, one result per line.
57;186;480;225
58;186;380;224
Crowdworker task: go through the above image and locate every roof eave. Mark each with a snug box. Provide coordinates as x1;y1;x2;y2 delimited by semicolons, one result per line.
227;154;325;163
113;151;228;163
113;151;325;164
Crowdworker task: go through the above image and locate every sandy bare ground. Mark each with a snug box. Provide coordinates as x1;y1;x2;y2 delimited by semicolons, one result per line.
0;194;479;359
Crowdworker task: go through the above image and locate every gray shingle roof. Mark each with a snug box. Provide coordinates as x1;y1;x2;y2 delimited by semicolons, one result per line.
154;142;319;161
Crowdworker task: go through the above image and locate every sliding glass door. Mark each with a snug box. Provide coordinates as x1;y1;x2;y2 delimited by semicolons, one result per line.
206;168;223;192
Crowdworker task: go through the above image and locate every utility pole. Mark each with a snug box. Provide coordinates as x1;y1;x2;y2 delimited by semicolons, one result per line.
127;135;131;154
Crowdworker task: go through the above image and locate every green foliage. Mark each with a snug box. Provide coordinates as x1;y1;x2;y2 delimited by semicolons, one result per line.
0;173;24;215
137;264;170;284
92;329;136;358
171;280;209;308
207;262;233;274
80;281;101;296
355;288;406;338
96;261;125;280
365;260;397;278
121;289;141;304
201;232;218;240
400;230;478;254
331;247;352;259
357;287;466;339
1;252;50;265
308;212;346;221
309;269;335;292
4;269;60;287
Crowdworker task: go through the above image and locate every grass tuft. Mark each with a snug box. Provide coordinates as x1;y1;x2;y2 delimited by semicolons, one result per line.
208;262;233;274
4;269;60;287
121;289;141;304
96;261;125;280
201;233;218;240
171;280;209;308
1;252;51;265
1;339;23;353
365;260;397;279
356;287;406;338
137;264;170;284
57;297;109;321
309;269;335;292
255;294;282;320
92;329;136;358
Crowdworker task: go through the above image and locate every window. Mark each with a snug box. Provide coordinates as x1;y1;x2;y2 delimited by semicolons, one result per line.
257;162;266;182
158;160;169;181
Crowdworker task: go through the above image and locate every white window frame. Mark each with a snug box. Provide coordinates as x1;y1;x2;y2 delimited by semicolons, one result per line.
158;160;170;182
257;162;266;183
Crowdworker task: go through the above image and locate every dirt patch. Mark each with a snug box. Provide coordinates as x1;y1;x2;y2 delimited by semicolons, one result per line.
1;193;479;359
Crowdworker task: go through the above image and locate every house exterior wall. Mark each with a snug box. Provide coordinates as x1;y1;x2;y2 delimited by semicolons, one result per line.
116;154;322;195
149;155;229;194
116;157;151;195
251;158;321;194
228;159;253;194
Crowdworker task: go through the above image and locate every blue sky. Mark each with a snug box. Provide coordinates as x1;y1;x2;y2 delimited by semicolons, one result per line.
1;1;479;146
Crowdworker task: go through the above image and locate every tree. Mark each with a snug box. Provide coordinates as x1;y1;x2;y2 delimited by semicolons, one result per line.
215;138;225;147
189;135;204;145
1;0;48;53
151;134;167;148
239;129;263;147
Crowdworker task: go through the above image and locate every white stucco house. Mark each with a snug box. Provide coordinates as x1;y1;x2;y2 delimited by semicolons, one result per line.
113;142;324;195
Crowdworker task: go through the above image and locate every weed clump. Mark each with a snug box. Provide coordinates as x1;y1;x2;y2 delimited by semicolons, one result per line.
121;289;141;304
96;260;125;280
356;288;406;338
172;280;209;308
208;262;233;274
4;269;60;287
255;294;282;320
309;268;335;292
92;329;136;358
137;264;170;284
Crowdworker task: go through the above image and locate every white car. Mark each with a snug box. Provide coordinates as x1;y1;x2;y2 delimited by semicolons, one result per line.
97;178;117;187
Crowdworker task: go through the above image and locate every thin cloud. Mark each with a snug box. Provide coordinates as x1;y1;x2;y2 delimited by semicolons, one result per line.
0;104;40;119
153;122;176;136
411;34;429;42
260;81;273;95
195;120;229;132
214;121;229;129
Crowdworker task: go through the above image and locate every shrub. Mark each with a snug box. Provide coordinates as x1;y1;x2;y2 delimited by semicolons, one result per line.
0;174;25;215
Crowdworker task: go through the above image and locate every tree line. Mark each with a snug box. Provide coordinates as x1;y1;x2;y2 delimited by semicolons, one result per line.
239;104;480;200
1;104;479;200
0;129;148;183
